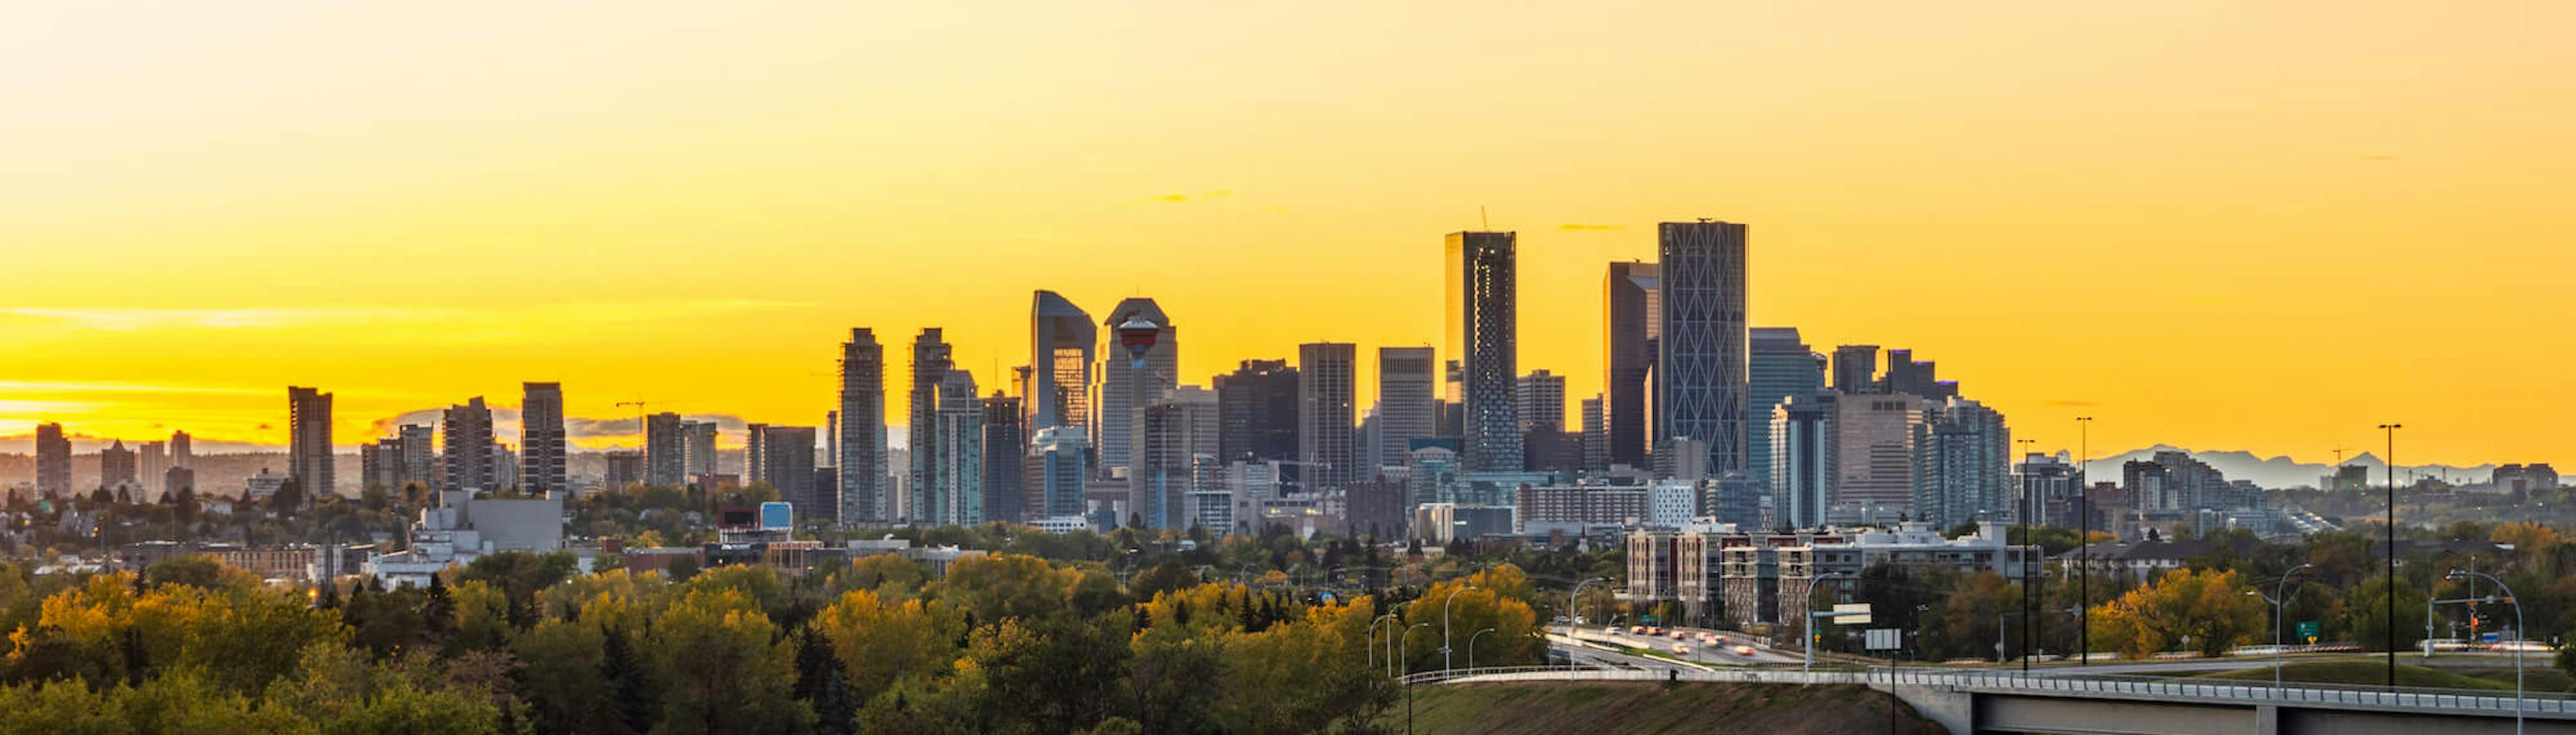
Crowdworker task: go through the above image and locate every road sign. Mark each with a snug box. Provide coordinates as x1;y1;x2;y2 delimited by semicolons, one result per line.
1642;615;1660;624
1833;603;1871;614
2295;621;2320;641
1865;628;1903;651
2483;632;2502;644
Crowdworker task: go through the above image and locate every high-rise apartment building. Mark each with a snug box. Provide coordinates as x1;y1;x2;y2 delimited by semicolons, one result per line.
908;328;953;521
1769;394;1837;530
1029;292;1095;433
682;421;718;478
101;441;137;491
443;397;500;491
645;412;686;487
1515;370;1566;433
138;442;167;496
604;450;646;491
1911;398;2012;528
928;369;983;526
761;426;820;522
521;382;567;495
1604;262;1661;469
34;422;68;498
1746;328;1823;503
1446;231;1522;471
169;430;192;471
1657;221;1750;482
839;327;887;523
745;422;768;485
288;386;335;497
981;392;1025;524
1097;298;1176;479
1580;396;1608;472
1375;347;1436;475
1215;359;1299;463
1297;342;1356;489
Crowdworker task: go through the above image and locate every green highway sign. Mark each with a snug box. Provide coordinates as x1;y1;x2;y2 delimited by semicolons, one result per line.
2296;621;2320;642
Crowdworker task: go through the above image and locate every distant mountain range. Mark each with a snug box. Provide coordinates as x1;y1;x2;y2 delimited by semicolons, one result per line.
2080;445;2498;490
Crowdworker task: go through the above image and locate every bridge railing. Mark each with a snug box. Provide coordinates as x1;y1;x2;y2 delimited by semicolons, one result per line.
1399;665;1866;687
1868;666;2574;716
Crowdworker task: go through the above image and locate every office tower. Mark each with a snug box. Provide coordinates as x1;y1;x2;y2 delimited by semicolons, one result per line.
138;442;166;496
1375;347;1436;474
34;423;68;498
604;450;645;491
1770;394;1837;530
288;386;335;496
760;426;820;521
682;421;718;477
1215;358;1299;463
982;392;1025;524
1514;370;1566;433
1603;261;1660;468
1133;384;1220;529
1880;349;1960;400
745;422;768;484
1746;328;1823;504
1911;398;2012;528
1833;394;1932;515
1029;292;1095;433
169;430;192;470
1657;221;1750;483
101;441;137;491
908;328;953;521
1297;342;1356;489
1580;396;1608;472
926;369;983;526
519;382;567;495
1831;345;1881;394
839;328;887;522
645;412;686;487
1097;298;1176;479
442;397;500;490
1446;231;1522;471
1032;427;1090;519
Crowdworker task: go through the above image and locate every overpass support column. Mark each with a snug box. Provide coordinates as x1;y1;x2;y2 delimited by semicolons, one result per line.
2255;704;2281;735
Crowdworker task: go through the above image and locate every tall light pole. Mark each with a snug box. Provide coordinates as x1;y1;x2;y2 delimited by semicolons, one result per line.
1567;577;1604;636
1468;626;1495;671
2248;563;2315;689
2016;437;2039;676
2449;569;2523;735
1804;571;1854;676
1402;622;1431;735
2379;422;2402;687
2076;415;2093;667
1442;585;1479;672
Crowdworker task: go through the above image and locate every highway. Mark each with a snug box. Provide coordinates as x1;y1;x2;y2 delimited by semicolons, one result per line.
1552;624;1805;667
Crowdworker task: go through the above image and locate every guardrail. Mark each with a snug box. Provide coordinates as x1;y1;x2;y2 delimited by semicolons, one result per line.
1871;667;2570;717
1399;665;1865;687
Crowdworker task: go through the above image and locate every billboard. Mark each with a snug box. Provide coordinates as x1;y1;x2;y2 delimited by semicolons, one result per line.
716;506;758;530
760;502;794;531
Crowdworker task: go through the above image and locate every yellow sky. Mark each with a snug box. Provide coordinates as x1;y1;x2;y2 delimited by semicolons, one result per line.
2;1;2569;465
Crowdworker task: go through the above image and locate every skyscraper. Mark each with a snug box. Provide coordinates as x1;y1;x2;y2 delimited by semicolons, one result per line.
1375;346;1436;475
1770;393;1837;530
138;442;166;496
1833;394;1932;516
1580;396;1608;472
981;392;1025;524
169;430;192;471
1446;231;1521;471
101;441;137;491
761;425;820;521
521;382;567;495
1882;349;1960;400
1746;328;1823;504
928;369;983;526
1097;298;1175;479
34;423;67;498
839;327;886;523
288;386;335;496
745;422;768;485
1297;342;1356;489
1032;426;1089;520
443;397;499;491
645;412;686;487
1911;398;2012;528
1603;261;1660;468
1831;345;1881;394
908;328;953;522
1514;370;1566;433
398;424;435;488
1134;384;1219;529
1028;292;1095;434
682;421;718;479
1656;221;1750;483
1214;359;1299;463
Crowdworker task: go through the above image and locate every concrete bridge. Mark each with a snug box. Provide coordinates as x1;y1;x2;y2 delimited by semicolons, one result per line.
1402;666;2576;734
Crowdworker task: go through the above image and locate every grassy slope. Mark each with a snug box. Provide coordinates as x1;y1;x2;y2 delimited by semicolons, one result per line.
1383;681;1945;735
2190;661;2512;689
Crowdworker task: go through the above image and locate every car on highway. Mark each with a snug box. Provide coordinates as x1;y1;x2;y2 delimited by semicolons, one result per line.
1733;645;1756;656
1630;626;1646;634
1672;644;1690;655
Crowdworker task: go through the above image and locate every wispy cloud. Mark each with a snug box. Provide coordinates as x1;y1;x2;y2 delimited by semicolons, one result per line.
1136;189;1233;205
0;380;273;396
2045;400;2101;407
1558;223;1625;231
0;306;440;331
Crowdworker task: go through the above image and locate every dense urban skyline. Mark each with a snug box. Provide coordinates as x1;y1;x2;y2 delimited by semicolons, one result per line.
5;3;2572;468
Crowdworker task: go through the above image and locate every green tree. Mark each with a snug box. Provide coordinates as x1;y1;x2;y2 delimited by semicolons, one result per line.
650;588;811;734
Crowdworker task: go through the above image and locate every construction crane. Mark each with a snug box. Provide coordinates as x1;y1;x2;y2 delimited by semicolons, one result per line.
614;398;694;449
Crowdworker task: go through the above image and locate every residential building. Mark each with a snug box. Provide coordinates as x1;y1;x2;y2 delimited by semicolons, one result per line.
1297;342;1356;489
100;441;137;492
521;382;568;494
34;422;68;498
1413;502;1514;543
926;369;983;526
288;386;335;496
443;397;500;491
1515;370;1566;434
682;420;718;479
2015;453;2082;528
645;412;686;487
170;430;193;471
981;392;1024;524
761;426;821;522
908;328;953;521
1770;394;1836;530
604;450;645;491
1656;220;1750;483
1375;347;1436;473
840;327;888;523
1603;261;1660;469
138;442;167;498
1516;484;1647;536
1447;231;1522;471
1910;397;2012;529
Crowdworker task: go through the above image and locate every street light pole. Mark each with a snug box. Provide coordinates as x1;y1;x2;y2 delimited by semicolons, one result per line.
2076;415;2093;667
1468;626;1495;671
1805;571;1853;677
1401;622;1430;735
1442;585;1477;673
2252;563;2315;689
2450;569;2523;735
1567;577;1603;636
2380;422;2402;687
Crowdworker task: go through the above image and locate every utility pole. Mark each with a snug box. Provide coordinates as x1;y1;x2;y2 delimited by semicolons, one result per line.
2379;422;2402;687
2076;416;2092;666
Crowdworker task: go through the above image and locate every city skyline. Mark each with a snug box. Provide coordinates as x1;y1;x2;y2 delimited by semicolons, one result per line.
5;3;2572;468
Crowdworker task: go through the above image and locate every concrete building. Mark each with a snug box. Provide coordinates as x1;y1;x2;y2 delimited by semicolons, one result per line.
1911;397;2013;529
521;382;568;495
1447;231;1523;471
443;397;500;491
1132;384;1219;529
1833;394;1932;518
1746;327;1821;503
1831;345;1880;394
682;420;718;479
1413;502;1515;543
1603;261;1661;469
1770;394;1837;530
907;328;953;522
761;426;820;522
981;393;1024;524
1629;521;2035;632
365;489;566;588
1580;395;1608;473
604;450;645;492
1297;342;1357;489
1097;298;1176;479
1882;349;1959;400
138;442;167;498
1375;347;1436;474
1214;358;1299;464
170;430;192;471
1032;427;1089;520
2015;453;2082;528
99;441;137;493
1515;370;1566;434
288;386;335;496
839;327;888;523
1515;484;1648;536
927;370;982;526
246;469;288;501
34;422;68;498
1656;221;1750;484
645;412;686;488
